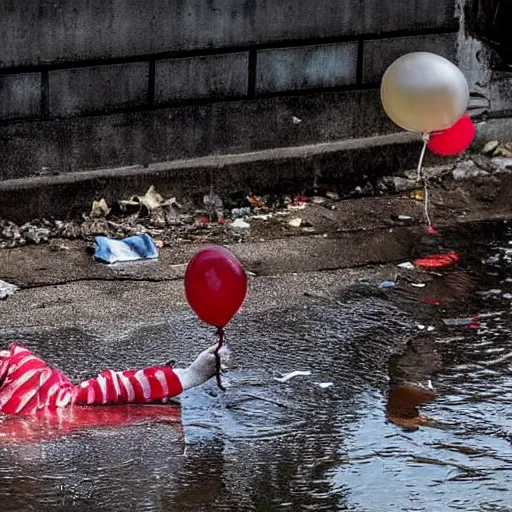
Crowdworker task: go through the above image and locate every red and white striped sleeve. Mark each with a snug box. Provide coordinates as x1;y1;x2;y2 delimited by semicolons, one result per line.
72;366;184;405
0;344;75;415
1;344;185;415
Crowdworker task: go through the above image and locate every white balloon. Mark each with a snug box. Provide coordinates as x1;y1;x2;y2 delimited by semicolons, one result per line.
381;52;469;133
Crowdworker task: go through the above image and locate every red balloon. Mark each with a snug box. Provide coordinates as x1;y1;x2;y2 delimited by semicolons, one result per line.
427;114;476;156
184;245;247;328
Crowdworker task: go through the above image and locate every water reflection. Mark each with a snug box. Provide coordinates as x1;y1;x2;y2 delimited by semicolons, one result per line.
386;336;441;429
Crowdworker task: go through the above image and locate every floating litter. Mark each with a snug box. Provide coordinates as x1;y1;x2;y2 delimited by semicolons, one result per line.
274;371;312;383
317;382;334;389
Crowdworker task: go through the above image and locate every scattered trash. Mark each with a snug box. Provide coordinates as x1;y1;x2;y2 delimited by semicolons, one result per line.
416;325;434;331
383;176;418;192
481;140;512;158
379;281;396;288
287;203;307;211
503;293;512;300
491;157;512;171
231;218;250;229
93;234;159;264
90;198;110;218
452;160;489;180
292;116;302;125
247;195;263;208
391;214;413;221
404;166;451;181
0;154;508;255
274;370;312;383
293;195;309;204
288;218;303;228
0;280;18;300
410;283;426;288
24;226;51;245
481;140;500;156
411;189;424;201
317;382;334;389
398;262;415;270
203;193;224;219
119;185;164;212
231;207;252;219
325;191;340;201
414;252;460;269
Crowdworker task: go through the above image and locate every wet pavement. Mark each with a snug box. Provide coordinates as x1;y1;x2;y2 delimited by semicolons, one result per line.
1;222;512;511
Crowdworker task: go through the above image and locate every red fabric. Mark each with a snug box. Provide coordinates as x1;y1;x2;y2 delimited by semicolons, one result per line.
0;344;183;416
73;366;183;406
414;252;460;270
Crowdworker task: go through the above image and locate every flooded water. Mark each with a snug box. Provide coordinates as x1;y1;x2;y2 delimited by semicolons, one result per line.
1;222;512;511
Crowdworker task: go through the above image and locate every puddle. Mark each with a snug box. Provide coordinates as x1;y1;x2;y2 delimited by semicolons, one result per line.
0;222;511;511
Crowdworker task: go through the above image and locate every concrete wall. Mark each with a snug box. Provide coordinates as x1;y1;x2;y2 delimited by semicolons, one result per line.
0;0;463;179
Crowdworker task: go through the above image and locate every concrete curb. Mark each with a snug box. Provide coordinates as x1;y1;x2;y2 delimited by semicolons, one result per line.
0;132;450;223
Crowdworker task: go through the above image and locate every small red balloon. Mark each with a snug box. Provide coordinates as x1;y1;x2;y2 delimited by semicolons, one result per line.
185;245;247;328
427;114;476;156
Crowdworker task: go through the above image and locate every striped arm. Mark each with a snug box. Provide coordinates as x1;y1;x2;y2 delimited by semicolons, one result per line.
0;344;74;416
72;366;184;405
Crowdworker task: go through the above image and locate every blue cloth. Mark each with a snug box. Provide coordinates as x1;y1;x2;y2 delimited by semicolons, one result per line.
93;234;159;264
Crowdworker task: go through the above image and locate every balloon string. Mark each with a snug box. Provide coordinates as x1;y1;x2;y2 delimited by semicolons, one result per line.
417;133;432;227
215;327;226;391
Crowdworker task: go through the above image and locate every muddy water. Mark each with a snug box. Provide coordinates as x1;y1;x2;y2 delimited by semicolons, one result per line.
1;222;511;511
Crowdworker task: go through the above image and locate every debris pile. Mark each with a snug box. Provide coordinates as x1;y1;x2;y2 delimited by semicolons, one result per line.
0;186;341;249
1;142;511;250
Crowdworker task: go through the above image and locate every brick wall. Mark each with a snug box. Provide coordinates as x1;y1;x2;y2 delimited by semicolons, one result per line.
0;0;460;179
